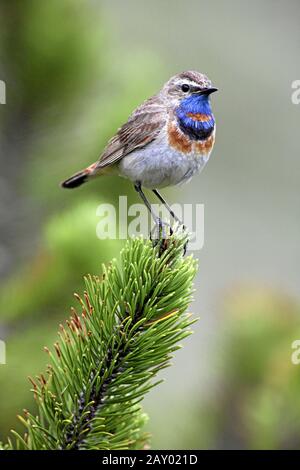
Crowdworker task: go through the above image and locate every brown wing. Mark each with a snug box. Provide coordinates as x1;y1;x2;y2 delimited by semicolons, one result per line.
96;95;166;169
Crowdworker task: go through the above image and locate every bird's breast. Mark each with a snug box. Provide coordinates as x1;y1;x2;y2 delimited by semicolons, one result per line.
167;120;215;157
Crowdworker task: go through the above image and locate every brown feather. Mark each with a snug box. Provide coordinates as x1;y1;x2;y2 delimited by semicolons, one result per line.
95;95;166;171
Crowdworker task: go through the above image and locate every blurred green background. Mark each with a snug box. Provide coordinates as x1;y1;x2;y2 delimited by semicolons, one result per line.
0;0;300;449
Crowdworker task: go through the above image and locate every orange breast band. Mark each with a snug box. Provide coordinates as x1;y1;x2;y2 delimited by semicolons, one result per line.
186;112;211;122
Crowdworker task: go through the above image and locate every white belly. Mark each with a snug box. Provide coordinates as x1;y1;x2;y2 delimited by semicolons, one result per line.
118;129;212;189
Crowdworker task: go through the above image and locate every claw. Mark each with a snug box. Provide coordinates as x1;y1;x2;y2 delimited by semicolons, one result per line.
183;240;188;256
150;220;176;256
150;218;172;240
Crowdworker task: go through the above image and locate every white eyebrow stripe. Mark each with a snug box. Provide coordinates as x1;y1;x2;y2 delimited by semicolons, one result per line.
177;79;206;87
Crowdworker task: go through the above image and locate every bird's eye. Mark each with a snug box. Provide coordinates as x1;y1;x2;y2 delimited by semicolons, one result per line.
181;84;190;92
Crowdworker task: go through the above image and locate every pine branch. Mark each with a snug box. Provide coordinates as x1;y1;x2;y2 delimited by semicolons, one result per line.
4;232;198;450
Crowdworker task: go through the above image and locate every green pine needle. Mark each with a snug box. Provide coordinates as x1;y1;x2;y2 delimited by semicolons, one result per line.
4;231;198;450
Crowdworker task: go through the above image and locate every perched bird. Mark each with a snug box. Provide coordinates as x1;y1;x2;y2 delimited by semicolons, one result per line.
62;70;217;230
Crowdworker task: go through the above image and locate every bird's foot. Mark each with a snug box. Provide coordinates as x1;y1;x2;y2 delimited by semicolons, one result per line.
150;220;189;257
183;239;188;256
150;219;174;256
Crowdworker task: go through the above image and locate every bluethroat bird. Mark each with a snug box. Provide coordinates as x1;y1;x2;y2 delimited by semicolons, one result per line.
62;70;217;239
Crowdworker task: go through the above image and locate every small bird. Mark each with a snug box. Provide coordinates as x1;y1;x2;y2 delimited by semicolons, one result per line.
62;70;217;231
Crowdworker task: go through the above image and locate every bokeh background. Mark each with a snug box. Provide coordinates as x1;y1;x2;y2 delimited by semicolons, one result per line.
0;0;300;449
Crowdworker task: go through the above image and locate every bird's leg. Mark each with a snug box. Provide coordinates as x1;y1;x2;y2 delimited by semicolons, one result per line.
134;182;160;227
134;183;171;244
152;188;188;255
152;189;185;229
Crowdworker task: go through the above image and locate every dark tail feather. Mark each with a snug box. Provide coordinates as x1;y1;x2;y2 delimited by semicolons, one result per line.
61;171;88;189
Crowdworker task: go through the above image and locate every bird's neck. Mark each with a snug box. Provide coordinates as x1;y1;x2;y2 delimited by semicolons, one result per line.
176;94;215;141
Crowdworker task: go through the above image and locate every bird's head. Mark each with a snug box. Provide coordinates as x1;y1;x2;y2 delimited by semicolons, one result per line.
162;70;218;108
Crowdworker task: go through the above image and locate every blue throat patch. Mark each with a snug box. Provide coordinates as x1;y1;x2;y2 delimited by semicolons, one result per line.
176;94;215;141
